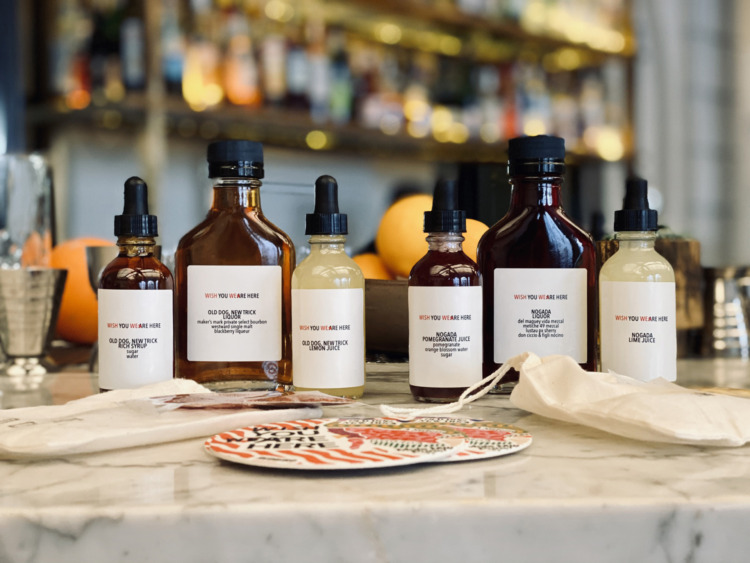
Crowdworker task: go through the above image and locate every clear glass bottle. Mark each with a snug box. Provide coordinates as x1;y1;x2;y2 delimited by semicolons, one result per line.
174;140;295;391
408;179;482;403
98;177;174;391
477;135;597;393
292;175;365;398
599;177;676;381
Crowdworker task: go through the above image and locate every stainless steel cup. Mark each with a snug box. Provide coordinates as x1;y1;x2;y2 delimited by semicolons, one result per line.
0;268;67;377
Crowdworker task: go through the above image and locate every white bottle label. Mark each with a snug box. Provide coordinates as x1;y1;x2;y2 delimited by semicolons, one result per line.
493;268;587;363
97;289;173;389
408;286;483;388
600;280;676;381
292;288;364;389
187;265;282;362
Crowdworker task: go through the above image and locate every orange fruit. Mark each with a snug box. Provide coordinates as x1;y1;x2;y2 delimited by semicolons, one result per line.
375;194;432;278
352;252;394;280
463;218;490;261
50;236;114;344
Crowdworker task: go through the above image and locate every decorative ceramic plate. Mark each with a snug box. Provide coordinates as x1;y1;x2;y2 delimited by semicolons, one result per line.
204;417;467;470
394;417;533;462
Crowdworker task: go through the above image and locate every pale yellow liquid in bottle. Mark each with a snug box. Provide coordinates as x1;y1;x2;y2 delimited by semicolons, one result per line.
291;235;365;398
599;232;675;284
599;231;676;376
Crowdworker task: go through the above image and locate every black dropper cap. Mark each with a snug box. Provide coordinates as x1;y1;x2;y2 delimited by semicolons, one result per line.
114;177;158;237
507;135;565;176
614;176;658;232
207;139;264;179
423;179;466;233
305;175;348;235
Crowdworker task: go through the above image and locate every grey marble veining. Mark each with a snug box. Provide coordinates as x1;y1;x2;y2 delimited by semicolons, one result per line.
0;360;749;562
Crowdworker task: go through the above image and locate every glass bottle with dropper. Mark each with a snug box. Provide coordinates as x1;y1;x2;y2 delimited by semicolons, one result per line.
408;179;482;402
292;175;365;398
599;176;676;381
477;135;597;393
174;140;295;391
98;176;174;391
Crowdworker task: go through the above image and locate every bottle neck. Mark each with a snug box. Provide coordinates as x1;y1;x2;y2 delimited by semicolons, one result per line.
426;232;464;252
509;174;563;208
615;230;657;249
308;234;347;254
116;235;156;256
212;177;262;209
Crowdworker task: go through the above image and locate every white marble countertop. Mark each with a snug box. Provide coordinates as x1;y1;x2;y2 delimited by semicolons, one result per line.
1;359;750;563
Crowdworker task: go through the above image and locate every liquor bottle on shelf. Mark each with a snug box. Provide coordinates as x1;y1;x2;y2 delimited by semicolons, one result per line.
516;63;551;137
260;22;287;107
403;52;436;139
88;4;124;104
500;63;520;140
328;28;353;125
49;0;93;109
223;9;262;107
284;17;310;110
549;72;580;148
161;0;186;95
306;15;330;123
475;64;504;143
182;7;224;111
349;39;379;127
120;6;146;91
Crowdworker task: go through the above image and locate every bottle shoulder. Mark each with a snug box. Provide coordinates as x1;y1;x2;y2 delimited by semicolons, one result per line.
292;253;365;289
482;208;593;246
478;209;594;271
255;212;295;248
409;250;481;286
179;209;292;246
600;248;675;282
176;209;295;266
100;255;174;290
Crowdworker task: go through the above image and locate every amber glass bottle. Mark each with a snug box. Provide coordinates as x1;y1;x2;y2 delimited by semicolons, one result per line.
174;140;295;390
408;179;482;402
477;135;596;393
98;177;174;391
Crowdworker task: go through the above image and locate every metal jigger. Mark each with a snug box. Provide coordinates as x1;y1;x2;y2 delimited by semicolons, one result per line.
0;268;67;389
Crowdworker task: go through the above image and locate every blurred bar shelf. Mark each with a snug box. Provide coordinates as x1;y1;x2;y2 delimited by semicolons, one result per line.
27;94;633;164
339;0;636;60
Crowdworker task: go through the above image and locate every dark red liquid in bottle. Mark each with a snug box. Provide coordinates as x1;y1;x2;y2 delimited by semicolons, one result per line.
477;136;596;392
409;234;482;402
